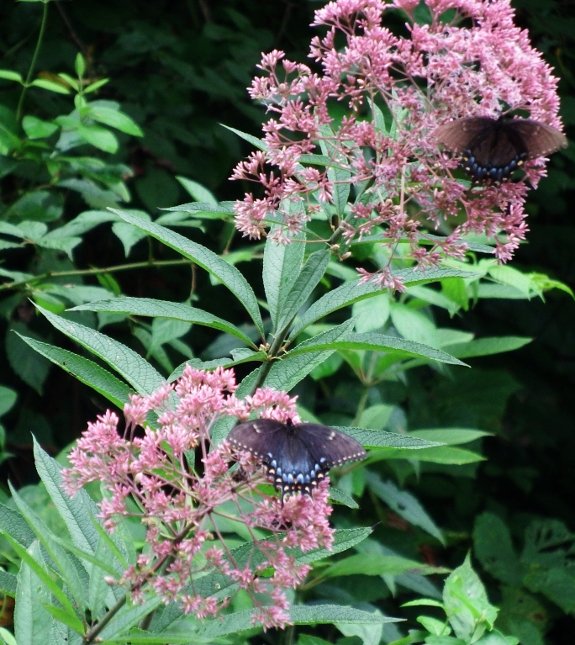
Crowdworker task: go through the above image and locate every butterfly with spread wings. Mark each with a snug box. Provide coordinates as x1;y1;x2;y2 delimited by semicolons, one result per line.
228;419;366;499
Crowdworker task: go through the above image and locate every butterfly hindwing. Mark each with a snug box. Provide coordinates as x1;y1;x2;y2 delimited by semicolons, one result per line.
228;420;366;498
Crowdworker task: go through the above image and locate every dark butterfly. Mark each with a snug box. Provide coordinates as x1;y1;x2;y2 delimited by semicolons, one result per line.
228;419;367;499
433;116;567;184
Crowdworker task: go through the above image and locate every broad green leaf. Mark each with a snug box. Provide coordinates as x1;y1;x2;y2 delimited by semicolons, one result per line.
263;231;305;329
71;297;256;348
390;303;440;348
33;440;127;592
85;105;143;136
22;116;58;139
16;335;132;409
474;631;520;645
161;201;235;216
370;445;484;464
13;543;58;645
473;513;524;586
324;553;446;578
98;597;163;641
276;249;331;332
0;386;17;417
77;123;118;153
289;268;481;338
443;554;497;641
447;337;532;359
6;325;50;394
6;534;77;618
353;293;391;333
409;429;491;445
335;427;439;450
30;78;70;94
111;210;264;334
175;177;218;204
9;485;88;612
291;604;399;625
286;332;466;366
0;70;23;82
367;473;444;543
8;190;63;222
36;306;165;395
265;320;354;390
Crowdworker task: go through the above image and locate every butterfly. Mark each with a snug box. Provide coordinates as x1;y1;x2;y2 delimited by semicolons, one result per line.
432;116;567;184
227;419;367;499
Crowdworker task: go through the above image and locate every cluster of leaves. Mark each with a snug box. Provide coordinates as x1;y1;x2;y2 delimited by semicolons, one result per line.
0;0;574;644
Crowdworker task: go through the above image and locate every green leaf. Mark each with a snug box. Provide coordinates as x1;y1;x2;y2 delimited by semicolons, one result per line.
408;429;491;445
443;554;498;642
111;210;264;334
0;386;17;418
16;335;132;409
74;53;85;77
36;306;165;395
8;190;63;222
221;124;267;151
323;553;447;578
353;293;391;332
85;105;143;136
9;484;88;612
335;427;439;450
13;543;58;645
265;320;354;391
473;513;524;586
289;268;480;339
6;325;51;395
286;332;466;366
30;78;70;94
447;337;532;358
291;604;399;625
263;231;305;329
370;445;485;465
176;177;218;204
5;533;78;619
77;123;118;153
71;297;256;348
366;473;444;544
0;70;23;82
276;249;331;333
21;116;58;139
390;303;440;348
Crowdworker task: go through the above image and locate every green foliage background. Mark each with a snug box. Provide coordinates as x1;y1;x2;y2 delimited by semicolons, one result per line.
0;0;574;643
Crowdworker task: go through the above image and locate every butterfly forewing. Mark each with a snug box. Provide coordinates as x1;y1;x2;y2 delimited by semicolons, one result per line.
228;420;366;498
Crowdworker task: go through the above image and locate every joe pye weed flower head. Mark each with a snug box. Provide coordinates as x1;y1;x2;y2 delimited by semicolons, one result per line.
63;365;334;630
232;0;564;290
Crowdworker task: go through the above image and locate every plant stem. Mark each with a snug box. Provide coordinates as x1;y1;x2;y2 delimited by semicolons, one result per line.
16;1;49;122
0;258;193;293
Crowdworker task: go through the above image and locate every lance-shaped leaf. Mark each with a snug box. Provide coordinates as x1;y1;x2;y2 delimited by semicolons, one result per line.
276;249;331;334
289;267;481;339
111;209;264;334
16;335;132;409
265;320;355;391
263;231;306;329
36;306;165;395
286;332;466;366
71;297;256;348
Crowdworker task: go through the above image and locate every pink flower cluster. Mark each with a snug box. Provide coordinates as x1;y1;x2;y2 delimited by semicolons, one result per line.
231;0;563;288
63;366;334;630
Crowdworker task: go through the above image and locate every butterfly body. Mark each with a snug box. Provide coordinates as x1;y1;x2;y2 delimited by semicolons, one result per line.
228;419;366;498
433;116;567;184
